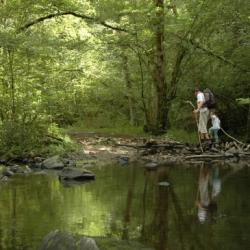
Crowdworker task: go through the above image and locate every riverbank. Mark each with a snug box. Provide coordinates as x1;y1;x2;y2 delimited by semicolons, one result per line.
1;131;250;183
70;132;250;167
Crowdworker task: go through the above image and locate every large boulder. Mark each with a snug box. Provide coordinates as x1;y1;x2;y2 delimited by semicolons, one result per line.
59;167;95;182
38;230;75;250
38;230;99;250
42;156;65;170
38;230;153;250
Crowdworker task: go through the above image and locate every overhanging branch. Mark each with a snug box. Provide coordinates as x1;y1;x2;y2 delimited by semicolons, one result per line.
167;31;249;73
18;11;130;33
18;11;248;73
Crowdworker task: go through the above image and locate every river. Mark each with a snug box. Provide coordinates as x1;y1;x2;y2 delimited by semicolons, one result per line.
0;163;249;250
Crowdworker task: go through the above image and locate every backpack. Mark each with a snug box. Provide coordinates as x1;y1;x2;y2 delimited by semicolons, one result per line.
203;88;216;109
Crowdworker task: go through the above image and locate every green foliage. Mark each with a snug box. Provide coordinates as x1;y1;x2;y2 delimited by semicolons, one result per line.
66;123;149;138
237;98;250;105
166;128;197;144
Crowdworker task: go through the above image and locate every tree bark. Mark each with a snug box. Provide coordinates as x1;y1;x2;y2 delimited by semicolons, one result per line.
168;47;186;101
7;49;16;118
122;54;135;126
150;0;168;134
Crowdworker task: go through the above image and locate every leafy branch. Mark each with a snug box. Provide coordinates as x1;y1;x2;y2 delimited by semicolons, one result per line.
18;11;130;33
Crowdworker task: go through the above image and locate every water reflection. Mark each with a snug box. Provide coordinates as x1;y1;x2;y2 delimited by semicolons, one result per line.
196;165;221;223
0;164;250;250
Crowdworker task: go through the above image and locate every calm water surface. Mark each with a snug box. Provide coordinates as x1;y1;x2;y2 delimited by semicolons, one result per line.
0;164;250;250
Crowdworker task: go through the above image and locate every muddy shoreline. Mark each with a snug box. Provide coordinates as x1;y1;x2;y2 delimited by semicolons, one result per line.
1;134;250;182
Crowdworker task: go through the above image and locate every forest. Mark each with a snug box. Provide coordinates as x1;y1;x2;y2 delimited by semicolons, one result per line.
0;1;250;250
0;0;249;158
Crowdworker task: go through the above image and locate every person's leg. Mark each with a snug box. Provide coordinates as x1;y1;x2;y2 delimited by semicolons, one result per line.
204;110;210;139
214;129;219;143
199;111;209;140
209;127;213;138
201;110;210;139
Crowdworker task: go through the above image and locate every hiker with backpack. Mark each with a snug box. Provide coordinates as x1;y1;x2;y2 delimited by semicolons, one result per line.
203;88;216;112
193;88;210;141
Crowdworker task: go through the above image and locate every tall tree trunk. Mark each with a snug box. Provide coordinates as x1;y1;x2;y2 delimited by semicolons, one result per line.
122;54;135;126
135;37;150;126
7;49;16;118
168;47;186;101
151;0;168;134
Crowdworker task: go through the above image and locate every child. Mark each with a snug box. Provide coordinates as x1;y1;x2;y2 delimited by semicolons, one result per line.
209;111;221;143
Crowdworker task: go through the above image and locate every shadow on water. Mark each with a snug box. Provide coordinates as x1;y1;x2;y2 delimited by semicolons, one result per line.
0;163;250;250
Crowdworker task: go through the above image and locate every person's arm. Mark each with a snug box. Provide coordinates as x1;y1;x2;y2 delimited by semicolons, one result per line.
193;93;205;113
193;100;204;113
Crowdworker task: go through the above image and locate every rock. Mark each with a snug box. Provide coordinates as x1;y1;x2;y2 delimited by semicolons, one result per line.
226;148;239;155
9;165;32;174
2;168;14;177
0;176;9;182
181;148;191;154
224;152;234;157
144;162;158;170
79;238;99;250
42;155;65;170
38;230;153;250
38;230;74;250
34;157;45;163
117;156;129;166
8;165;19;173
38;230;100;250
158;181;170;187
7;165;32;174
210;147;220;153
64;159;76;168
225;142;230;150
244;144;250;152
31;162;42;169
0;159;7;164
24;165;32;173
59;167;95;182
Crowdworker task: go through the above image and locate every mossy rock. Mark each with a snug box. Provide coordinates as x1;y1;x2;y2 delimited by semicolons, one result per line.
38;231;153;250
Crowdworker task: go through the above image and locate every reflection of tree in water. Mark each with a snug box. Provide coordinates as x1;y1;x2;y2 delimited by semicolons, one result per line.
122;166;137;240
122;163;247;250
152;167;169;250
141;166;169;250
141;166;207;250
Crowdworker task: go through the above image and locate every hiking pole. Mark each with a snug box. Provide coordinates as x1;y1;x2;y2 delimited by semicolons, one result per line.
220;128;245;145
185;101;245;146
184;101;204;153
195;163;204;205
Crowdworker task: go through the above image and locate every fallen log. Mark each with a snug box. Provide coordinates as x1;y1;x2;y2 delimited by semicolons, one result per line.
114;143;144;149
115;143;185;149
185;153;234;160
151;144;185;149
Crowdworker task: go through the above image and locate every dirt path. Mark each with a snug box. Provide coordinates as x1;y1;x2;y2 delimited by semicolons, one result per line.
69;132;142;164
